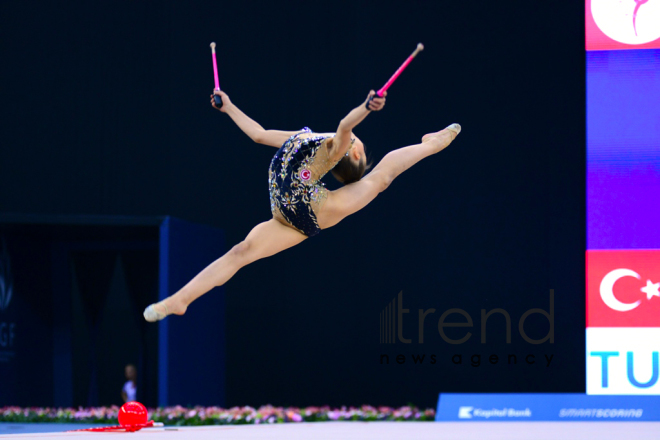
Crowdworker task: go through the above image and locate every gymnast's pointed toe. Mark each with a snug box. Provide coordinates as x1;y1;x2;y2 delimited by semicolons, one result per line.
446;123;461;135
422;123;461;144
143;304;167;322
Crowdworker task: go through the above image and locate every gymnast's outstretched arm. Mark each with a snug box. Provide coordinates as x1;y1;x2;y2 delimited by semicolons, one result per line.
210;90;300;148
328;90;386;161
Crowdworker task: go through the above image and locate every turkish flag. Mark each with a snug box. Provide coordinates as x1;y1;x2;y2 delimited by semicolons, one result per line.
586;0;660;51
587;250;660;327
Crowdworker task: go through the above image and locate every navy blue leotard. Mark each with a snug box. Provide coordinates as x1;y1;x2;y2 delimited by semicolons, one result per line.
268;128;339;237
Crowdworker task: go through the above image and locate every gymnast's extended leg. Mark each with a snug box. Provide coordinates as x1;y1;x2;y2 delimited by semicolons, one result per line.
318;125;460;229
144;219;306;321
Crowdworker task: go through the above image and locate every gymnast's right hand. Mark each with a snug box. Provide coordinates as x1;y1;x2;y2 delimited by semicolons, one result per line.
365;90;387;112
210;90;231;112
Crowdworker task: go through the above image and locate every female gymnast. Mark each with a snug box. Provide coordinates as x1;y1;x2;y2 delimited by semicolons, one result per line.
144;89;460;321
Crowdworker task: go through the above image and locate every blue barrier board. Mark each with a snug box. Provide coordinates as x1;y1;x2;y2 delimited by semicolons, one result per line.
436;393;660;421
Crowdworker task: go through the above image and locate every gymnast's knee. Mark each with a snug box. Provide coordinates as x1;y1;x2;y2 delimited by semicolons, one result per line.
229;240;252;263
375;172;394;193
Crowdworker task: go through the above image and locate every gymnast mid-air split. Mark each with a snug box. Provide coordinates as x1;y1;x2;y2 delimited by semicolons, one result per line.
144;43;460;322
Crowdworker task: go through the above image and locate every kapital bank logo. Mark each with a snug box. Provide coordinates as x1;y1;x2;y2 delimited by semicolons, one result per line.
458;406;531;419
458;406;473;419
0;239;13;313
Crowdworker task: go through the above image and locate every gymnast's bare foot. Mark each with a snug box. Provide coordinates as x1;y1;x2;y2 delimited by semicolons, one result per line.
421;123;461;151
143;297;187;322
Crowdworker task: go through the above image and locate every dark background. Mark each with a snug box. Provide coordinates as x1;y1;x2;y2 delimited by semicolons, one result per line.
0;0;585;409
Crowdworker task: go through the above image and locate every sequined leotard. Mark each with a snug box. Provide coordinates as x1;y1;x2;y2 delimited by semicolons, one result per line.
269;128;340;237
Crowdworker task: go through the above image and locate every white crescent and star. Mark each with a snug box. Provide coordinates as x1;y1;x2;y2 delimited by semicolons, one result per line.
600;268;660;311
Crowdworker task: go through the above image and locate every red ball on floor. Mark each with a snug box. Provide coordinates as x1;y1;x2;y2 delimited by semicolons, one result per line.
119;401;148;430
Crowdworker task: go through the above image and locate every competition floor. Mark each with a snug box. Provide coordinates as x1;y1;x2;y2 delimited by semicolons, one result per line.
1;421;659;439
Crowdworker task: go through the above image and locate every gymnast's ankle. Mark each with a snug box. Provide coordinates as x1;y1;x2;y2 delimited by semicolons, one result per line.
163;297;188;316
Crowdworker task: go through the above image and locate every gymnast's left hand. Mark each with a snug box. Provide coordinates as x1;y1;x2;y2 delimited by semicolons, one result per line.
210;90;232;112
366;90;387;111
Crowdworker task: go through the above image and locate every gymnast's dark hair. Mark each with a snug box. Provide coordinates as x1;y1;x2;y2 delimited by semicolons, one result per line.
331;148;373;185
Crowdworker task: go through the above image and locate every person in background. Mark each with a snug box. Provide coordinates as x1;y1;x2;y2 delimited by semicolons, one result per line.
121;364;137;403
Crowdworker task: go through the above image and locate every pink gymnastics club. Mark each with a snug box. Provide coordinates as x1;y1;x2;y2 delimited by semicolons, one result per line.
210;42;220;90
367;43;424;109
210;42;223;107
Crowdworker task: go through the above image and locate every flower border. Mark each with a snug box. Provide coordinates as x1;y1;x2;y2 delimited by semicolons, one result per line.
0;405;435;425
